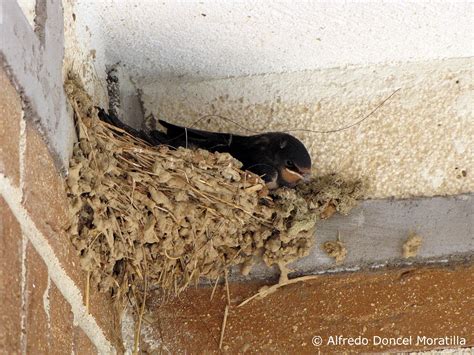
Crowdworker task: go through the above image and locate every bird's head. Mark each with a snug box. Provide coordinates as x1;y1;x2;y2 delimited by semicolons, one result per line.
272;133;312;187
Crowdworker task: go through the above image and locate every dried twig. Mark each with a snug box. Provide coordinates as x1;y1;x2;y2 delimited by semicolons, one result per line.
237;274;321;308
219;305;229;350
85;271;90;313
224;268;231;306
210;276;220;301
133;251;148;355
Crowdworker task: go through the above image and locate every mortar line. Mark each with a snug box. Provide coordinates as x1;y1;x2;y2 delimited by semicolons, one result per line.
43;275;52;349
19;110;26;193
0;174;115;354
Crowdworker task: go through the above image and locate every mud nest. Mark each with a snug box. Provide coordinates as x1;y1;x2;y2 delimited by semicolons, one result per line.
64;79;364;303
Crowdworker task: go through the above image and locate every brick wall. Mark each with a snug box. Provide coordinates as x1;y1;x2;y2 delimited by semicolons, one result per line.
0;66;118;353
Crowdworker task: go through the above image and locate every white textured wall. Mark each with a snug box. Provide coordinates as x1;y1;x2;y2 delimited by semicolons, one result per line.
75;1;473;84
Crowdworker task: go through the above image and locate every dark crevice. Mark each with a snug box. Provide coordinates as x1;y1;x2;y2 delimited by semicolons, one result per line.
34;0;47;46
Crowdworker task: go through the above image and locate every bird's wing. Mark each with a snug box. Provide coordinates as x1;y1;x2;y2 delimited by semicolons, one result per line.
158;119;234;151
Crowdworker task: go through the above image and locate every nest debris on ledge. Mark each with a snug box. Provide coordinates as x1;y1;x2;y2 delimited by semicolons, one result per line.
64;79;364;307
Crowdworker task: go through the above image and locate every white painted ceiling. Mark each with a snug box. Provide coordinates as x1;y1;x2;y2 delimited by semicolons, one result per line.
76;1;473;84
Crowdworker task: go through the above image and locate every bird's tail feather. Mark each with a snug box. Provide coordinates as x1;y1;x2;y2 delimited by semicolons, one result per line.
97;108;163;146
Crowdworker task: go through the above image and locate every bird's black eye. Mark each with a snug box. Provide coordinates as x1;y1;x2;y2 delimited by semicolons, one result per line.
286;160;295;168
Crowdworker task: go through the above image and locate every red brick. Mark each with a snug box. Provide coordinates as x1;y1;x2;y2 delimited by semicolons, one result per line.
86;284;120;349
49;284;74;354
0;197;22;353
25;243;50;353
73;327;97;355
0;66;21;187
22;122;119;347
23;122;73;269
147;264;474;353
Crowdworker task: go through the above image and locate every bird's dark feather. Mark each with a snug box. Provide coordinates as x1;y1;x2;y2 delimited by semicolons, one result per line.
158;119;235;151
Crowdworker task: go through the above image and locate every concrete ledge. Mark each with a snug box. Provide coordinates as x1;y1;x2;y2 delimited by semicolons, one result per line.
233;194;474;281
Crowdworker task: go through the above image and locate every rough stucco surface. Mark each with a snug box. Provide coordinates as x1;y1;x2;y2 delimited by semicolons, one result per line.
142;58;473;199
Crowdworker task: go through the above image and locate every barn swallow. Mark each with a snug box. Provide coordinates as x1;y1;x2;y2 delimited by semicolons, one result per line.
97;109;312;188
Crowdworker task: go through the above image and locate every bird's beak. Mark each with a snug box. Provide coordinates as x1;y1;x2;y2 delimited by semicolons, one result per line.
283;168;304;182
300;167;313;182
283;167;312;184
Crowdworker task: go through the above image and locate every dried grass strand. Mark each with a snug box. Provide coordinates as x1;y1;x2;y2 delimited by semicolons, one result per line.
219;305;229;350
